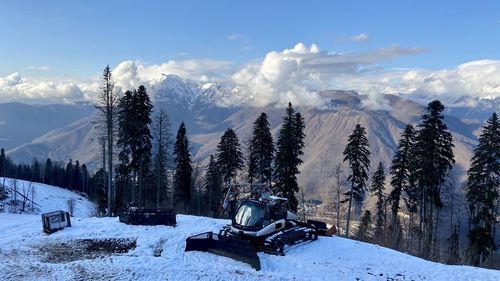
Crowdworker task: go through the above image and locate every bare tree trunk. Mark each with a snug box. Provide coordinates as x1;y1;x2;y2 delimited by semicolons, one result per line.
102;139;108;214
96;66;117;216
333;164;343;235
108;128;113;215
345;181;354;238
419;185;425;256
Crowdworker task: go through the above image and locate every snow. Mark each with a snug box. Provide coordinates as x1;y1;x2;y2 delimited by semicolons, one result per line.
0;181;499;280
0;177;94;217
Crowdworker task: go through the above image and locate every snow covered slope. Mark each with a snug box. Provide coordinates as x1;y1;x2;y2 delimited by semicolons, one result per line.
0;213;497;281
0;177;94;217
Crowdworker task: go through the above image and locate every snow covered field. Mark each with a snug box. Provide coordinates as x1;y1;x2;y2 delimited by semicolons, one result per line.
0;177;94;217
0;181;499;281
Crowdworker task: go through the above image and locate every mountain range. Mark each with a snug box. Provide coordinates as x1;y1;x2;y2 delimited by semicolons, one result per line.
4;74;494;202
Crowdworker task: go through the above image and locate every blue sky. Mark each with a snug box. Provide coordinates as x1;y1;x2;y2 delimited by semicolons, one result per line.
0;1;499;105
1;0;499;77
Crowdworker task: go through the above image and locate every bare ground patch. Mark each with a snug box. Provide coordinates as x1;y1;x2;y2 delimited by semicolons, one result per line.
39;238;137;263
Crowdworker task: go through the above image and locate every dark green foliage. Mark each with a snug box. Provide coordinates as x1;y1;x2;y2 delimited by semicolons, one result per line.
466;112;499;266
205;155;222;217
114;86;153;209
73;160;82;191
32;160;41;182
65;160;74;189
343;124;370;237
93;168;108;216
217;128;244;187
0;148;5;177
413;100;455;258
116;90;133;206
81;164;89;193
44;158;52;185
370;162;386;239
388;124;416;239
173;122;192;213
274;103;305;212
133;86;154;207
248;113;274;186
356;210;372;242
343;124;370;210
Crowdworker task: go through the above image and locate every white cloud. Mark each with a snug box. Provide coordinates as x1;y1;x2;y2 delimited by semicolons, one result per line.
2;43;499;110
0;72;88;103
111;59;234;92
334;59;500;106
227;33;245;41
349;33;369;42
27;65;51;71
228;43;425;108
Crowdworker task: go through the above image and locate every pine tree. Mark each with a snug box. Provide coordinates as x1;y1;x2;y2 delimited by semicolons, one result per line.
387;124;416;244
248;113;274;186
466;112;500;266
356;210;372;242
217;128;244;189
343;124;370;238
44;158;52;185
173;122;192;213
274;103;306;212
133;86;154;207
81;164;88;194
205;155;222;217
65;159;74;189
115;90;133;206
413;100;455;258
73;160;82;192
0;148;5;177
32;159;41;183
370;162;386;241
93;168;108;216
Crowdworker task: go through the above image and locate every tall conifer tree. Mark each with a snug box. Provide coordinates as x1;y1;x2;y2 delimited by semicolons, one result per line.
205;154;222;217
248;113;274;186
173;122;192;213
370;162;386;240
466;112;500;266
274;103;305;212
343;124;370;237
387;124;416;239
115;90;133;206
413;100;455;258
217;128;244;192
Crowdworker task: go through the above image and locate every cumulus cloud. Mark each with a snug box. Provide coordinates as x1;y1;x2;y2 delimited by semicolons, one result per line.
334;59;500;106
0;72;88;103
2;43;499;110
228;43;426;108
349;33;369;42
111;59;234;92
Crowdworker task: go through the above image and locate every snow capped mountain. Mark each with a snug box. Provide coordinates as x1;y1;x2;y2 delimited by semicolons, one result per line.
151;74;229;111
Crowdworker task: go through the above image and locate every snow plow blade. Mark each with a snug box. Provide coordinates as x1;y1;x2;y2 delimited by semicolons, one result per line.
307;220;329;236
185;232;261;271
